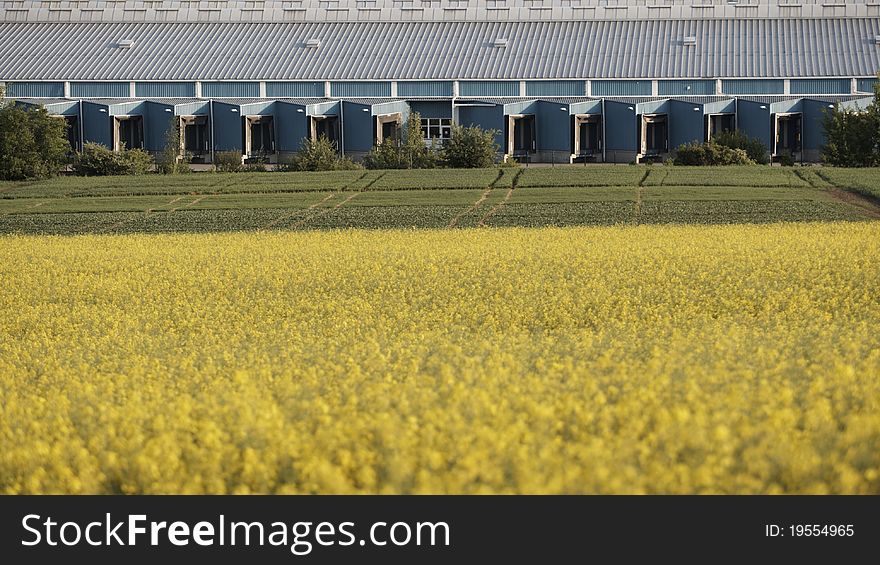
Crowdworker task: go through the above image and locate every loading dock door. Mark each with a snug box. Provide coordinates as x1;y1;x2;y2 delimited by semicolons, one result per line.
706;114;735;141
774;113;802;157
375;113;402;145
181;116;210;160
245;116;275;157
114;116;144;151
573;115;602;158
310;116;340;148
640;114;668;155
506;114;536;156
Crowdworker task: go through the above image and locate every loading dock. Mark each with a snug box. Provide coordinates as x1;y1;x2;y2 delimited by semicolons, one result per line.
773;112;802;161
310;115;340;148
375;113;402;145
572;114;602;162
179;115;210;163
506;114;536;160
113;115;144;151
706;113;735;140
639;114;668;161
243;115;275;161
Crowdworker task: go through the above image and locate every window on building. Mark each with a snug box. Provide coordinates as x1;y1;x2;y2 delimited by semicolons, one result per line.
421;118;452;145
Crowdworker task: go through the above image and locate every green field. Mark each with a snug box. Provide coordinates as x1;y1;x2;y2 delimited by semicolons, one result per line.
1;165;878;234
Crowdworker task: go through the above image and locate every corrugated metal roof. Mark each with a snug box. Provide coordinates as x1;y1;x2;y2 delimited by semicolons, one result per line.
1;19;878;81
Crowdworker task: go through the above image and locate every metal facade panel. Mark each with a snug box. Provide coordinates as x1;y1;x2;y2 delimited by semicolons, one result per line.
331;81;392;97
790;78;852;95
397;81;454;97
3;19;876;81
857;78;878;93
526;81;584;97
6;81;64;97
70;81;130;97
722;79;784;95
592;81;652;96
460;81;520;97
135;82;196;97
266;81;325;97
202;82;260;97
658;80;715;96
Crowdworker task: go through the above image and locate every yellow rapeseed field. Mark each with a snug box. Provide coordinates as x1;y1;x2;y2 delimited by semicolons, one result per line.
1;223;879;494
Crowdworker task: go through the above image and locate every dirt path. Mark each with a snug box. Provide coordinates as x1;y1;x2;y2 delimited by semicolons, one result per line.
262;193;336;230
824;187;880;219
361;171;387;191
813;171;880;219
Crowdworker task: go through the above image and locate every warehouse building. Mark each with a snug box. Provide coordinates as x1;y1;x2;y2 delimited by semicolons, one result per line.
1;1;878;163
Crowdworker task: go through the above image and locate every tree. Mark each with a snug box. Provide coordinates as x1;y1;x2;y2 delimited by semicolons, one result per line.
157;116;189;174
0;102;68;180
822;74;880;167
443;124;500;168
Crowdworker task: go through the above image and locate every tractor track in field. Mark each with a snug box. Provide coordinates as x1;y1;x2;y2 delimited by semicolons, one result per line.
448;170;503;228
262;193;336;230
813;171;880;219
478;169;522;227
632;169;653;225
291;191;359;229
0;200;45;217
361;171;387;191
92;195;192;233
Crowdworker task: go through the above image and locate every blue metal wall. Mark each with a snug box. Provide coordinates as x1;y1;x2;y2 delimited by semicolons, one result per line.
135;82;196;98
81;101;112;147
211;101;243;152
274;101;309;152
456;104;505;149
397;81;454;97
143;101;175;152
340;101;374;153
534;100;572;152
602;101;637;152
592;80;652;96
659;80;716;96
267;81;325;98
526;81;584;97
7;81;64;98
459;81;519;97
736;100;772;151
408;101;452;119
202;82;260;98
790;79;851;95
669;100;706;149
70;82;130;98
331;82;392;97
722;79;785;95
802;99;834;155
857;78;878;93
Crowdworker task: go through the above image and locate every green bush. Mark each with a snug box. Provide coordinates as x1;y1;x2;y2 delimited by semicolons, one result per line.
674;141;754;166
363;112;440;170
443;124;500;168
822;99;879;167
712;131;770;165
0;102;69;180
72;142;154;176
213;151;243;173
283;135;361;171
